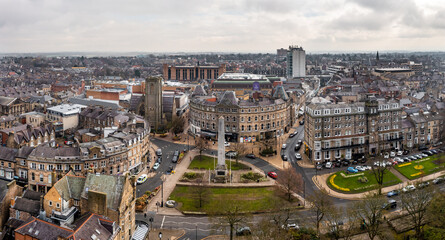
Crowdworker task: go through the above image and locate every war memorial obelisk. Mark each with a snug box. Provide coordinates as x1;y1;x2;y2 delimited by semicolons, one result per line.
214;116;228;182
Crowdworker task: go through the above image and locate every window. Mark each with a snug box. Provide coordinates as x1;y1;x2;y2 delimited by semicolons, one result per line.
74;200;79;206
314;110;321;116
40;174;44;182
32;173;35;181
49;201;52;206
93;154;97;159
75;165;81;171
345;108;351;113
39;164;44;170
56;203;60;208
323;109;330;115
334;109;340;114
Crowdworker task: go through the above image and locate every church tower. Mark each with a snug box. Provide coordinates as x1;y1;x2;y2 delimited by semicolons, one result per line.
145;77;163;131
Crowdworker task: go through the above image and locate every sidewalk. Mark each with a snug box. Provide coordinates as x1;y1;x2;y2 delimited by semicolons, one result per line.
149;228;185;240
312;169;445;200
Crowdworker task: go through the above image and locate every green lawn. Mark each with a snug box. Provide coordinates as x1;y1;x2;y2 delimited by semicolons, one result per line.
327;169;402;194
188;155;250;170
170;186;294;213
394;154;445;180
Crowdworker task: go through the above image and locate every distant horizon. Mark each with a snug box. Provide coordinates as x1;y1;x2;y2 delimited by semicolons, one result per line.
1;50;444;58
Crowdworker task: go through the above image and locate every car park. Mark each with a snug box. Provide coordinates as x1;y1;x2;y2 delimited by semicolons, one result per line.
268;171;277;179
136;174;148;184
246;154;256;159
347;167;358;173
295;153;302;160
325;162;332;169
152;163;160;170
387;190;399;197
402;185;416;193
383;200;397;210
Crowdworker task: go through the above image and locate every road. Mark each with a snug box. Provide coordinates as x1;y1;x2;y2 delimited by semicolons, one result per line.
136;138;194;197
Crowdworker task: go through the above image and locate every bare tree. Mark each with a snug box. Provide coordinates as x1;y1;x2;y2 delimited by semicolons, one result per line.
401;185;436;239
276;167;303;202
170;116;185;136
210;202;250;240
191;178;211;209
307;189;333;235
229;142;247;164
251;201;297;239
427;192;445;228
370;157;390;195
195;137;209;160
325;206;358;240
352;194;386;240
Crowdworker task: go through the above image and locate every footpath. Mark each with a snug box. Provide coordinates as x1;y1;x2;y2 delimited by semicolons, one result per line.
313;169;445;200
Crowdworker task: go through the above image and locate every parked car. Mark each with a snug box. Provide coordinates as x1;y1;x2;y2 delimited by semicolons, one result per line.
294;144;301;151
422;151;433;156
402;157;410;162
382;200;397;210
236;227;251;236
299;120;305;125
397;151;403;156
268;171;277;179
433;177;444;184
246;154;256;159
297;140;302;145
295;153;302;160
347;167;358;173
282;223;300;230
174;150;179;157
418;182;430;189
64;141;74;145
384;153;389;159
316;163;323;170
172;155;178;163
390;152;396;158
282;144;287;149
355;166;365;171
289;133;296;138
152;163;160;170
136;174;148;184
325;162;332;169
156;157;162;164
418;145;428;151
224;141;230;147
402;185;416;193
334;161;342;167
409;156;417;161
156;149;162;156
342;160;350;166
166;165;174;174
225;151;238;158
386;190;399;197
419;153;428;158
394;157;404;163
282;155;288;161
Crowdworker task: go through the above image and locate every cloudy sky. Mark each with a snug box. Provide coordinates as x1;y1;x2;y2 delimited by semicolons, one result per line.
1;0;444;53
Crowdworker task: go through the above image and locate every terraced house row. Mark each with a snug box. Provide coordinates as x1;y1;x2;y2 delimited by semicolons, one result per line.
0;121;150;193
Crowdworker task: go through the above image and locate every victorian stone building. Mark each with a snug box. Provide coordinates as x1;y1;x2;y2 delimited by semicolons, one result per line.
189;85;294;143
304;96;402;163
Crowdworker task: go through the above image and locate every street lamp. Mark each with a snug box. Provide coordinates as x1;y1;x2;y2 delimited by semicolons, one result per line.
160;175;164;207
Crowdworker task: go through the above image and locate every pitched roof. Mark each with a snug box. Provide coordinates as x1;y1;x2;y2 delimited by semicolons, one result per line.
72;213;115;240
81;174;127;211
14;217;73;240
53;174;86;201
12;197;40;216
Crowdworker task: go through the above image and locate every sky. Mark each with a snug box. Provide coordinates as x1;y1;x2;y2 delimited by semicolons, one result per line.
1;0;445;53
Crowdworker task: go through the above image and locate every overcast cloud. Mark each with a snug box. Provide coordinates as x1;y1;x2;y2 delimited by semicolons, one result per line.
0;0;444;53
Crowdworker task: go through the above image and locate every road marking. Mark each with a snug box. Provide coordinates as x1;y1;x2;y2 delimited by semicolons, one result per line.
161;216;165;229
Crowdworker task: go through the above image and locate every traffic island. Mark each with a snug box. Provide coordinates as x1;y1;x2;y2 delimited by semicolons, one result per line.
326;170;402;194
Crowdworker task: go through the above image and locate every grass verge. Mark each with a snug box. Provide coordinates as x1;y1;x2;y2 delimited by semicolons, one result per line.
188;155;250;170
394;154;445;180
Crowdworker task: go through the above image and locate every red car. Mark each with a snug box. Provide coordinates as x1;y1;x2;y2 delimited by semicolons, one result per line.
268;171;277;179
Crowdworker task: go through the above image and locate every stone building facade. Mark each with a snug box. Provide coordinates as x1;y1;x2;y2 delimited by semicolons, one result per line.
190;87;293;143
304;97;402;163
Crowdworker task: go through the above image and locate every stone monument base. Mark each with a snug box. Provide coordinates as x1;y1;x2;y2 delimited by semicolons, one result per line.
213;165;228;183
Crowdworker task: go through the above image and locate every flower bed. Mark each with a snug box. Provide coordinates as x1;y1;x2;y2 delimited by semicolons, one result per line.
326;170;401;194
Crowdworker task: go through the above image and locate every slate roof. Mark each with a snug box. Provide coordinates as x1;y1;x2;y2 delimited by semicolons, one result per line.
54;174;86;201
0;179;9;202
272;85;289;101
29;146;80;159
81;174;126;211
0;146;17;162
14;217;73;240
72;213;114;240
129;94;143;111
192;85;207;96
13;197;40;216
22;190;44;201
218;91;238;106
0;96;16;106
